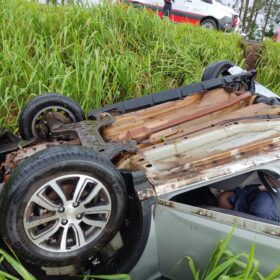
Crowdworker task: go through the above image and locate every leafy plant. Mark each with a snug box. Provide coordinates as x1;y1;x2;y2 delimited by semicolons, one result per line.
0;248;36;280
182;228;280;280
0;247;131;280
257;40;280;95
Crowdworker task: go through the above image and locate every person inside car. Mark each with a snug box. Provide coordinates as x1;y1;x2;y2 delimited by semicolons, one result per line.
217;175;280;222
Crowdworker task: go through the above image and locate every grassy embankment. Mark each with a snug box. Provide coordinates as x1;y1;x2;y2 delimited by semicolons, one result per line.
0;0;244;131
257;40;280;94
0;0;280;132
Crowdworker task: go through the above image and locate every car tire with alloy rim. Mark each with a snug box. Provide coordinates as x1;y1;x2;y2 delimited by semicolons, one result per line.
0;145;127;267
19;93;84;140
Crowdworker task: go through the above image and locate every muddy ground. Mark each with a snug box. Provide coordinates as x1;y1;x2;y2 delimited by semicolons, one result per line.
243;41;261;70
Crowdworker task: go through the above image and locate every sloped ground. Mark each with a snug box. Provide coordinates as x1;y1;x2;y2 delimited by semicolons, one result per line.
257;40;280;94
243;41;261;70
0;0;279;131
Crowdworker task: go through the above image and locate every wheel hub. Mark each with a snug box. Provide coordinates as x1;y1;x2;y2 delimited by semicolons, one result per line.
57;203;84;221
202;22;215;29
31;106;76;139
23;174;112;253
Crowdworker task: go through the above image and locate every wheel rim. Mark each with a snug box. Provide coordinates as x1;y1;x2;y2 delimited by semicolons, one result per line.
202;21;215;29
24;174;111;253
31;106;76;138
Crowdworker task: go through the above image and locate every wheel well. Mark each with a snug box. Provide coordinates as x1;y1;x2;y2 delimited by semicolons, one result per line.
200;16;219;29
130;1;144;7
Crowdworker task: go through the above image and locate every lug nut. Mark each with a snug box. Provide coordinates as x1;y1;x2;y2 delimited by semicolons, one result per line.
58;206;65;213
61;219;68;225
76;214;82;220
72;202;79;208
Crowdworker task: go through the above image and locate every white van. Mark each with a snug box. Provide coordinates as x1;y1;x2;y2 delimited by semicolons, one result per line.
127;0;239;31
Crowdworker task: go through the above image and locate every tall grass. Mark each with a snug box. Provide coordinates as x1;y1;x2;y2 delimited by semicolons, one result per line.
1;0;279;133
183;229;280;280
257;40;280;95
0;248;36;280
0;0;244;131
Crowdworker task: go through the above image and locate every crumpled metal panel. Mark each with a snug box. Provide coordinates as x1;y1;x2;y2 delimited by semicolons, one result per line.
51;115;137;160
103;88;280;199
103;89;254;142
124;120;280;197
148;103;280;144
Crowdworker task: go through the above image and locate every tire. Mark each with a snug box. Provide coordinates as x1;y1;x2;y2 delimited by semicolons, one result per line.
201;61;235;81
200;18;218;29
132;2;144;9
19;93;84;140
0;145;127;267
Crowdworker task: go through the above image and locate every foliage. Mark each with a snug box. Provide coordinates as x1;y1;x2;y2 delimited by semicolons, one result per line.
183;228;280;280
0;248;36;280
0;247;131;280
257;39;280;95
0;0;243;131
232;0;280;40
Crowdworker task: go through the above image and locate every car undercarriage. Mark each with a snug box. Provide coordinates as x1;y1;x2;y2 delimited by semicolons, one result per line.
0;62;280;279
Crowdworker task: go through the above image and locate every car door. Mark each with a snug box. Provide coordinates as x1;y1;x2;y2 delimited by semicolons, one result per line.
185;0;211;19
169;0;190;23
168;0;209;24
153;170;280;279
154;199;280;279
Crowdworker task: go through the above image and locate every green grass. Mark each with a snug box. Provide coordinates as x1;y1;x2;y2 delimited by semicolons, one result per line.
256;40;280;95
0;247;130;280
0;0;244;131
0;248;36;280
182;228;280;280
2;228;280;280
1;0;280;133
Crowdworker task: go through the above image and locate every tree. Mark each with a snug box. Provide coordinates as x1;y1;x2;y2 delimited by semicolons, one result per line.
234;0;280;40
261;0;276;39
241;0;250;32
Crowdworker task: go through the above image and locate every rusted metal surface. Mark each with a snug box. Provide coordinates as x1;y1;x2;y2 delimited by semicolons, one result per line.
124;119;280;196
103;89;280;197
103;89;254;141
148;103;280;144
4;140;80;173
157;199;175;208
51;114;137;160
136;186;156;201
152;146;280;196
36;111;74;139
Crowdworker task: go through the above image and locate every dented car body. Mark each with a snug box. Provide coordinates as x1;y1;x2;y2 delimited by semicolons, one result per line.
0;64;280;279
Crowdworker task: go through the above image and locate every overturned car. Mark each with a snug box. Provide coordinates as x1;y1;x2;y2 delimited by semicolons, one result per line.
0;61;280;279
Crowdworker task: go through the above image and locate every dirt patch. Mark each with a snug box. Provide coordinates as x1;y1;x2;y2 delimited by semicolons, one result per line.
243;41;261;70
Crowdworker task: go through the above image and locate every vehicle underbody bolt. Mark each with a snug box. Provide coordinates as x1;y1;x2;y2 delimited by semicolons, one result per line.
58;206;65;213
76;214;82;220
72;202;79;208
